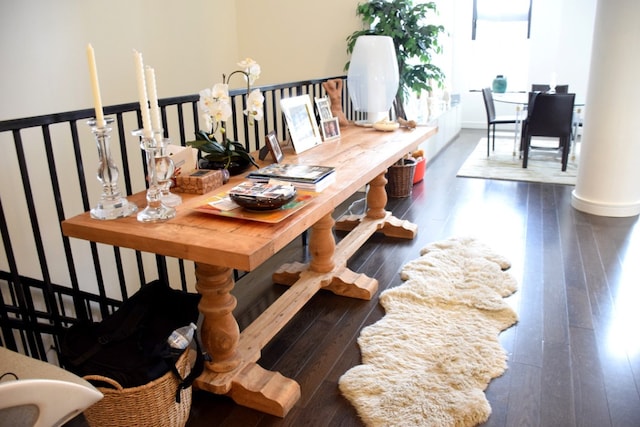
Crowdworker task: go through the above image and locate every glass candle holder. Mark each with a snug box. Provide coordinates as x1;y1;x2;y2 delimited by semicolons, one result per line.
88;118;138;220
133;129;176;222
153;130;182;208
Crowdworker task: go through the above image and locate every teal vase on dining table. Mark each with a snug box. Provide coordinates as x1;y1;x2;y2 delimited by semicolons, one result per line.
492;75;507;93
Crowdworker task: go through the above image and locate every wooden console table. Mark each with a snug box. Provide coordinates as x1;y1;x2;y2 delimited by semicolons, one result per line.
62;124;436;417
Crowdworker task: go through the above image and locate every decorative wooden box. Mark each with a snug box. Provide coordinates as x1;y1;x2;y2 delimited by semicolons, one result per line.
174;170;224;194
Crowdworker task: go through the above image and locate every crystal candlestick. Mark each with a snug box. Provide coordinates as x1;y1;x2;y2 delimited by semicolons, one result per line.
133;130;176;222
153;130;182;207
89;118;138;220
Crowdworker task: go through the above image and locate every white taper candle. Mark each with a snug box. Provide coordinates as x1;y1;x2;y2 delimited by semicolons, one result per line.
133;50;153;138
86;44;106;128
145;66;162;133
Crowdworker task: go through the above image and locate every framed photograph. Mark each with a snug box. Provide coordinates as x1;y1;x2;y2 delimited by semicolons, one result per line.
280;95;322;154
315;97;332;121
321;117;341;141
265;131;284;163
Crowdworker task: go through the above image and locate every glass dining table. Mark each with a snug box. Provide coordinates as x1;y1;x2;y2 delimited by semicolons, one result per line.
494;91;585;107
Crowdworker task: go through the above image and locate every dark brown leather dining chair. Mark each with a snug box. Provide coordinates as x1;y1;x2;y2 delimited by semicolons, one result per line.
531;83;569;93
481;87;518;157
520;92;576;171
531;84;550;92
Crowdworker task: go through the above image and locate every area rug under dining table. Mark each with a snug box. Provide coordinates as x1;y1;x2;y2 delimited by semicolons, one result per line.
457;135;579;185
339;237;518;427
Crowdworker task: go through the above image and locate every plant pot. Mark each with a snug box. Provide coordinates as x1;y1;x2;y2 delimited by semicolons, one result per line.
198;158;250;176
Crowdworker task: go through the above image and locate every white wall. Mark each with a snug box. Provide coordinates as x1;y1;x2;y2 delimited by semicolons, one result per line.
0;1;238;120
236;0;361;85
0;0;362;121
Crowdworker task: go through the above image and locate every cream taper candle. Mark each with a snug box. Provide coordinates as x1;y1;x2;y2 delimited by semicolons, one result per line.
86;44;106;128
133;50;153;138
145;66;162;132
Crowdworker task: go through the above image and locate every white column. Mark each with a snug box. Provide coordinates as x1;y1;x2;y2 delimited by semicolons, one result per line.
571;0;640;217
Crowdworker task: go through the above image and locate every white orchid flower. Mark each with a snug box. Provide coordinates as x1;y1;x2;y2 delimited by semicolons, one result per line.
211;99;232;123
200;113;213;133
247;65;261;85
211;83;230;102
195;57;264;136
198;88;214;114
237;58;255;68
244;89;265;122
237;58;261;84
199;87;212;98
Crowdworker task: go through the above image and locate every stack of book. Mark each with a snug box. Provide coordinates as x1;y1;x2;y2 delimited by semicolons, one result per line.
247;164;336;192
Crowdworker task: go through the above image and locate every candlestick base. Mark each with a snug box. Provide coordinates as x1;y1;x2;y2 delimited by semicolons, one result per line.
134;129;176;222
160;191;182;208
89;118;138;220
91;197;138;220
153;130;182;208
136;203;176;222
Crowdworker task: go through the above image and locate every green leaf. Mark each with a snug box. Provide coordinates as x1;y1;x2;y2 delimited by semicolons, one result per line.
186;138;226;154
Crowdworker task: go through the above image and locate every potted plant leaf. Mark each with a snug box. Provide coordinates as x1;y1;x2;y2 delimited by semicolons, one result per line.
187;58;264;175
346;0;446;119
188;130;259;175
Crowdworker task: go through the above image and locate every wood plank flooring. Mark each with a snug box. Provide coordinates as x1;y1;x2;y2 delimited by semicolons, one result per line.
76;128;640;426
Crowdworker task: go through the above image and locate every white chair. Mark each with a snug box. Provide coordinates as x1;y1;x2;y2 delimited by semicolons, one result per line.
0;347;103;427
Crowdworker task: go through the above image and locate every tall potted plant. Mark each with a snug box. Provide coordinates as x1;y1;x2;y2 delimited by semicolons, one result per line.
346;0;446;119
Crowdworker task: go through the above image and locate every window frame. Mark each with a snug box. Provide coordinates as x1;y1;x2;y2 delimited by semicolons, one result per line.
472;0;533;40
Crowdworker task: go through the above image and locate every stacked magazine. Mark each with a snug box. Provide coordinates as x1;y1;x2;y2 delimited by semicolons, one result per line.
229;181;297;200
247;164;336;192
227;181;297;210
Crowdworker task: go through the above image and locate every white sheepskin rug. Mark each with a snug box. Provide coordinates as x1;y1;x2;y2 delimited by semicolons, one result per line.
338;237;518;427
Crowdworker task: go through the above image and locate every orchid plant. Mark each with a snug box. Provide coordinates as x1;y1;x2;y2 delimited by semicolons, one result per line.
187;58;264;170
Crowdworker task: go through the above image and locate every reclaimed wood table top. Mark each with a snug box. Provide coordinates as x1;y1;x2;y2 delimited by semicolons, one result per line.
62;125;437;271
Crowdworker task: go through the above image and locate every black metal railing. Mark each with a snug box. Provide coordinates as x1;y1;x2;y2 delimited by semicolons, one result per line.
0;76;356;362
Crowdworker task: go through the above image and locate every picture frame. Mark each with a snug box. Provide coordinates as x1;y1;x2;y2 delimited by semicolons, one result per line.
280;95;322;154
315;97;333;121
321;117;341;141
265;130;284;163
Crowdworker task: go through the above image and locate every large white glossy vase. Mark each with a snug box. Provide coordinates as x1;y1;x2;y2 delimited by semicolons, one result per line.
347;35;399;124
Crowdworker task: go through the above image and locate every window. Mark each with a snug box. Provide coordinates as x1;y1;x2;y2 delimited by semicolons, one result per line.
467;0;532;92
472;0;532;40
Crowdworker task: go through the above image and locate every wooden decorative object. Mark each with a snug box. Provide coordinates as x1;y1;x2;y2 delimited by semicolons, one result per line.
398;117;418;129
174;169;224;194
322;79;350;127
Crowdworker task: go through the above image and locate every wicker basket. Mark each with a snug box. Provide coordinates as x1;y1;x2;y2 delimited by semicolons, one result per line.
83;350;193;427
387;158;417;198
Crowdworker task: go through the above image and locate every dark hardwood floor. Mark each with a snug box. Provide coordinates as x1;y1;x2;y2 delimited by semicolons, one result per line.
185;128;640;426
79;128;640;426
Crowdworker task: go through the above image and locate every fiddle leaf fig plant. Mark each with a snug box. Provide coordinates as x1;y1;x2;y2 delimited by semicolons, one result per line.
346;0;446;119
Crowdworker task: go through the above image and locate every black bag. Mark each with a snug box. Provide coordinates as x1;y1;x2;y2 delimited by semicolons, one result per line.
60;280;204;399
